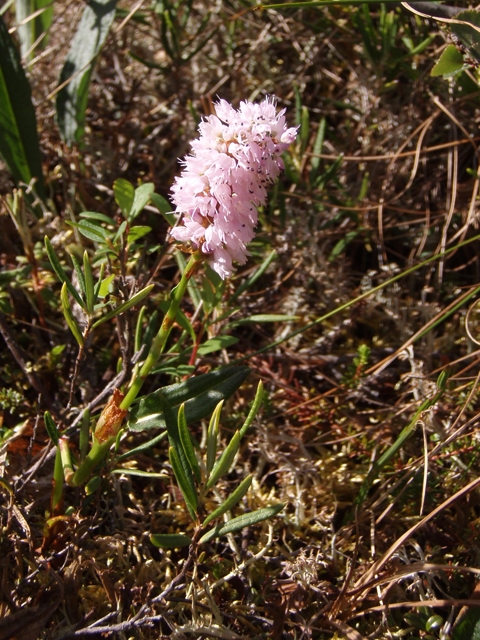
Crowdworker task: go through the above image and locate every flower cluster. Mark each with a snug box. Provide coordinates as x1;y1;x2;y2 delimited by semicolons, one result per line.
170;97;298;279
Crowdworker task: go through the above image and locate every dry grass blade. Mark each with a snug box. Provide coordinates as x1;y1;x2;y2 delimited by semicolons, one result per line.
354;476;480;591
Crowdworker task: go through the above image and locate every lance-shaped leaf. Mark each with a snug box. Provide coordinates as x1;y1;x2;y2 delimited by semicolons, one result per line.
114;178;135;219
128;366;250;432
129;182;155;222
16;0;53;60
83;251;95;315
61;283;85;347
56;0;117;144
44;411;60;446
205;430;241;491
206;400;222;475
92;284;154;328
150;533;192;549
70;254;86;302
178;404;201;484
199;504;285;544
169;446;197;520
0;15;45;201
150;393;195;494
203;474;253;527
239;381;263;438
45;237;85;308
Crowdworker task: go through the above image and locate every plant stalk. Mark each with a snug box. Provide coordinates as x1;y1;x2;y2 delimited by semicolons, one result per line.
120;252;202;410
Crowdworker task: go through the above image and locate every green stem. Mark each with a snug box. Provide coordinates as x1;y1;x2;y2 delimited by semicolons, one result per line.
120;253;202;410
71;438;114;486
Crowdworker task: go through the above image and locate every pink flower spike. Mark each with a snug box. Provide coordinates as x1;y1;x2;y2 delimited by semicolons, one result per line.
170;96;298;279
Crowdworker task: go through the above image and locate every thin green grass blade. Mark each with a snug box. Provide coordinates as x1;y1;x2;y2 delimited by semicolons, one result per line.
0;14;45;201
231;236;480;366
310;117;325;183
202;474;253;527
199;504;285;544
178;404;201;484
56;0;117;144
350;377;447;520
205;430;241;491
229;250;277;303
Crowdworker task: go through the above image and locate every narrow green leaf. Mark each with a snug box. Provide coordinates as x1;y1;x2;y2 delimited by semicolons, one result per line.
113;178;135;218
127;225;152;244
61;282;84;347
235;314;300;324
310;117;325;179
113;220;128;244
206;400;222;475
128;366;250;432
44;410;60;446
110;469;168;479
97;272;114;299
85;475;102;495
56;0;117;144
68;220;110;243
0;14;45;200
239;381;263;438
134;304;146;353
80;211;116;225
169;446;198;519
150;192;175;225
45;237;84;308
431;44;465;77
178;404;201;483
92;263;105;302
129;182;155;221
199;504;285;544
70;254;86;301
197;335;239;355
116;430;168;460
229;250;277;303
205;430;241;491
91;284;154;328
151;394;197;498
203;474;253;527
83;251;95;315
16;0;53;59
150;533;192;549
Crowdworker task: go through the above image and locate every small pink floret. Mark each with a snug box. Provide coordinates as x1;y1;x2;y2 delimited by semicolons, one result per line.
170;96;298;279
